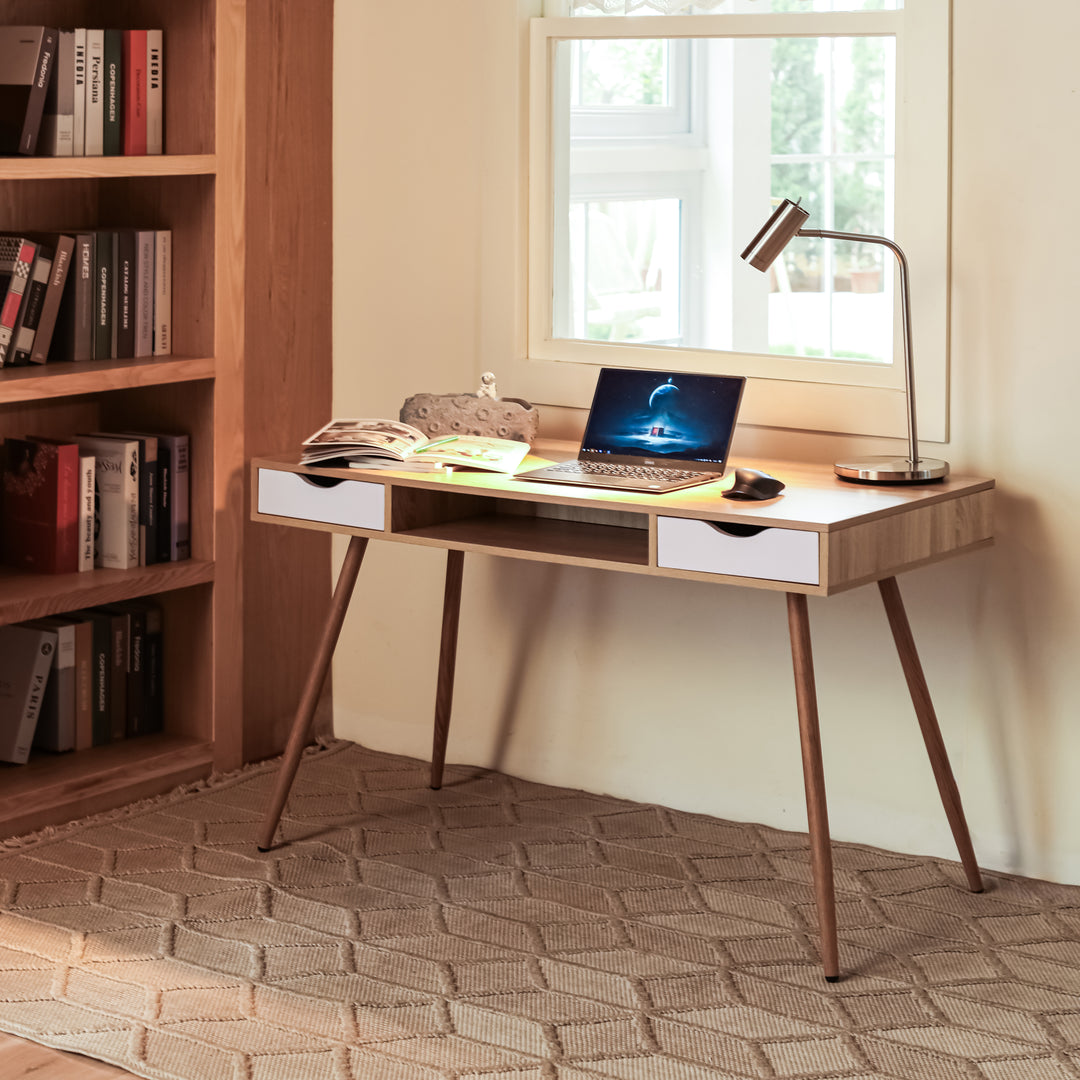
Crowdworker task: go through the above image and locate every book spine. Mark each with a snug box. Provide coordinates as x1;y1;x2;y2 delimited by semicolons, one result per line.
78;454;95;572
11;249;53;365
143;603;163;733
106;611;127;742
51;29;74;155
0;238;38;367
155;442;171;562
88;615;110;745
73;619;94;750
55;442;79;574
72;233;96;361
134;230;155;357
146;30;163;154
8;632;57;763
166;434;189;560
79;439;139;570
153;230;171;355
72;29;87;156
33;621;76;753
19;28;57;155
124;606;147;736
94;229;113;360
115;230;136;359
84;29;104;156
30;233;74;364
103;29;123;156
129;436;158;566
122;30;147;155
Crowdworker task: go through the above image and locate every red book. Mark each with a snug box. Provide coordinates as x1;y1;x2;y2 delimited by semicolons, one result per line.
1;437;79;574
122;30;147;155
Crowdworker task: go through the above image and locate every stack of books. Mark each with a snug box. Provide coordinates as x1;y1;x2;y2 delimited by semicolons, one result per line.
0;25;164;158
0;229;171;367
1;432;190;574
0;601;165;764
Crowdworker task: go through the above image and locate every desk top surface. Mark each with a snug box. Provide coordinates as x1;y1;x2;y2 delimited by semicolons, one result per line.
255;440;994;533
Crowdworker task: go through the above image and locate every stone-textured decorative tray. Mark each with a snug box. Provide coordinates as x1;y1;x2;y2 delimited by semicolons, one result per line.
400;387;539;443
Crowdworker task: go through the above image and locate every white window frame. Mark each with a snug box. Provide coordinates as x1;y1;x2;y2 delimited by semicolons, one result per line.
517;3;950;441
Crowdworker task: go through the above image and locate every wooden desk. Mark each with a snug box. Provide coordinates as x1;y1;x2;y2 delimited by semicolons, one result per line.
251;442;994;981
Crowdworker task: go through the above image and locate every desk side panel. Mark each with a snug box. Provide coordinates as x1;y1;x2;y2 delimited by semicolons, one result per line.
827;490;994;592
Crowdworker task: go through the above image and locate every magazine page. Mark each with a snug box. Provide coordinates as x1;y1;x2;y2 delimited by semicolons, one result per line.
302;419;429;462
412;435;531;474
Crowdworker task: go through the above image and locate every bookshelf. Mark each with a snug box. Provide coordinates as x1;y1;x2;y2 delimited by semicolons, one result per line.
0;1;246;834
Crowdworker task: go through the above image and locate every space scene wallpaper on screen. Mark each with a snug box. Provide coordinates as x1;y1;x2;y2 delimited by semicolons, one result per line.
582;369;744;464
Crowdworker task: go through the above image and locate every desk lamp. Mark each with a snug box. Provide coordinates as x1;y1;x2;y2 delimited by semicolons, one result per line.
741;198;948;483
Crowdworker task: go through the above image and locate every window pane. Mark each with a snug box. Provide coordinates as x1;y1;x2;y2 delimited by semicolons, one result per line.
568;1;901;15
551;34;896;365
563;197;683;343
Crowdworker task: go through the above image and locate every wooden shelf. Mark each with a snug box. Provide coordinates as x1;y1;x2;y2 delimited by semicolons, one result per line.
0;734;215;839
0;561;214;625
0;356;215;402
0;154;217;181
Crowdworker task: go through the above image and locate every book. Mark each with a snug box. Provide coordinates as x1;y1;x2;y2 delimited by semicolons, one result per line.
154;432;189;560
73;434;139;570
118;432;157;564
93;229;113;360
103;29;122;156
70;609;110;745
99;606;128;742
103;600;160;737
142;601;163;733
28;618;77;753
70;616;94;749
301;419;532;474
0;236;38;368
77;453;95;571
121;30;147;155
0;27;57;156
72;29;86;155
115;229;136;359
0;624;57;764
29;233;75;363
134;229;155;356
40;29;74;156
146;30;163;155
153;230;171;355
1;436;79;574
10;245;53;366
84;29;104;156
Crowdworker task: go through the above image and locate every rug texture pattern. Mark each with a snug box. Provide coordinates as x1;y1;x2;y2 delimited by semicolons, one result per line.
2;741;1080;1080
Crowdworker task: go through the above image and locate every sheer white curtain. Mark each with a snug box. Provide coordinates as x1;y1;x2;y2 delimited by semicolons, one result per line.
570;0;733;12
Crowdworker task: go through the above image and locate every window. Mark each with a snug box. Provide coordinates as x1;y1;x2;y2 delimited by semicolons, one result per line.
519;0;949;440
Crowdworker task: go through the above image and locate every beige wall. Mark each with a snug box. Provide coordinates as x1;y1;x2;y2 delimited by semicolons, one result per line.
332;1;1080;883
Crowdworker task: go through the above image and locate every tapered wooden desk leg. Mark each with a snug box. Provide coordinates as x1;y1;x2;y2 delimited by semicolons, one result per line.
257;535;369;851
430;549;464;790
787;593;841;982
878;577;984;892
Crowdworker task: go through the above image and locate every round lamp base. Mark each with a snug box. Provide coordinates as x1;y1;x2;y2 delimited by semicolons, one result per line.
834;456;949;484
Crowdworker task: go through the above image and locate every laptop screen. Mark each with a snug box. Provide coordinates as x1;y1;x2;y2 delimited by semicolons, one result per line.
579;368;746;469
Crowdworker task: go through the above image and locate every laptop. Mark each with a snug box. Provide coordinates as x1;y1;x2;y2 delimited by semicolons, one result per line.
515;367;746;494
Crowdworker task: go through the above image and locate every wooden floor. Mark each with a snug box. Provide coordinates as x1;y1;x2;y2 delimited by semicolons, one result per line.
0;1033;137;1078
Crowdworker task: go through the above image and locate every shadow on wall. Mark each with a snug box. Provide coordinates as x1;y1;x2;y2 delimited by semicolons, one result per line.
974;489;1061;877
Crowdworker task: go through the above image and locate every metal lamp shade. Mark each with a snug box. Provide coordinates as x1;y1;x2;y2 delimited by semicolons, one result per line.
739;199;810;271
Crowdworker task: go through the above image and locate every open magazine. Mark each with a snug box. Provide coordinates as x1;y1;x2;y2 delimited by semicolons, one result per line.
301;419;531;474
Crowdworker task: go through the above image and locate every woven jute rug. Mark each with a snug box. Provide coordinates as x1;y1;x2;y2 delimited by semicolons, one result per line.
2;741;1080;1080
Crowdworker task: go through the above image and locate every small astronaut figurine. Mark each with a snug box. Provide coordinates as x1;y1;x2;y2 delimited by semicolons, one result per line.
477;371;498;400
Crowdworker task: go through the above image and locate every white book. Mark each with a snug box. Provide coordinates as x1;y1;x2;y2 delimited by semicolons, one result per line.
146;30;164;155
78;454;95;571
0;625;57;765
73;29;87;155
134;229;155;357
84;29;104;156
75;435;139;570
153;229;171;356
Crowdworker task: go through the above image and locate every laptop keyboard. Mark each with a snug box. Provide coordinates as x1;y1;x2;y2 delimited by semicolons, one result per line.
545;461;711;482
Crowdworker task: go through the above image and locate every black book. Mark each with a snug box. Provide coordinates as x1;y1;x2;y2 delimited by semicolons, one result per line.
115;230;136;358
0;27;57;156
102;30;122;156
29;232;75;363
155;441;171;562
53;232;95;361
93;229;113;360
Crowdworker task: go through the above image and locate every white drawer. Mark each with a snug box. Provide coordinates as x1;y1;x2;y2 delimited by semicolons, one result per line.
257;469;385;531
657;516;819;585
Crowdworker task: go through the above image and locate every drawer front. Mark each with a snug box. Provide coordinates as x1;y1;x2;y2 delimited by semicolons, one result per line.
257;469;385;531
657;516;819;585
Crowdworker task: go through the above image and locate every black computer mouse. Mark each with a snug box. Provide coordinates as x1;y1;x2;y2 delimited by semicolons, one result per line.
723;467;786;500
